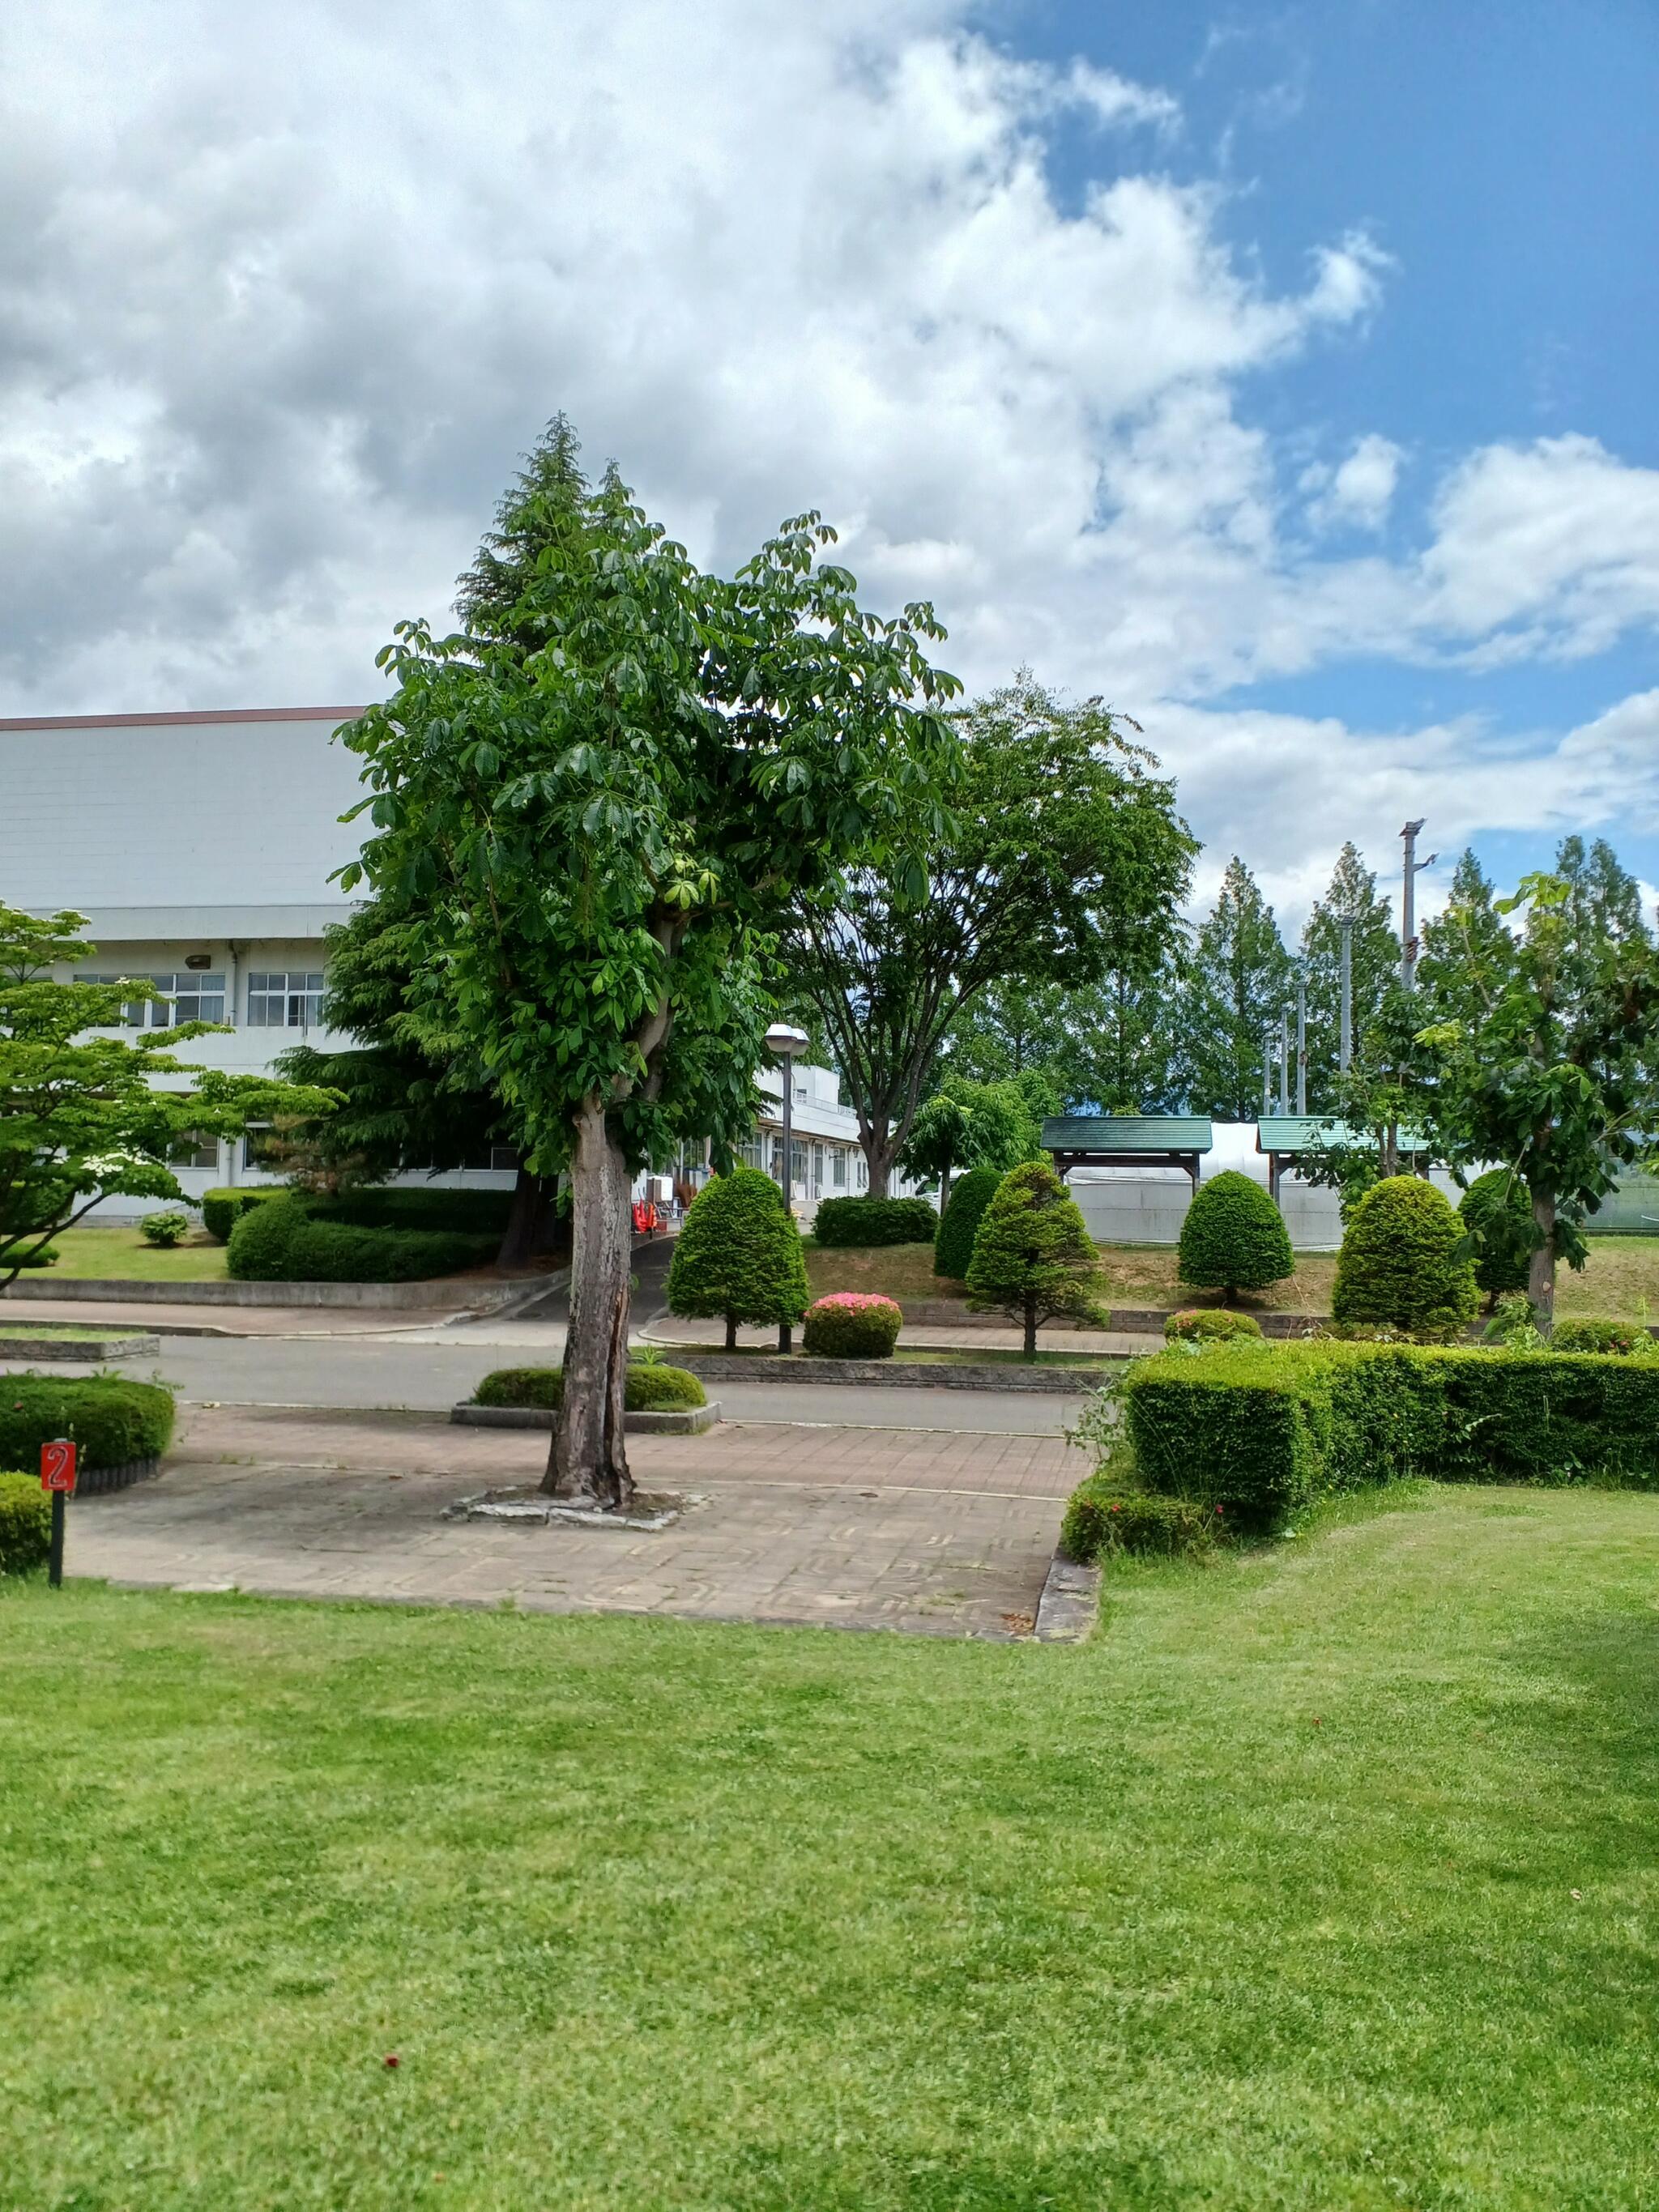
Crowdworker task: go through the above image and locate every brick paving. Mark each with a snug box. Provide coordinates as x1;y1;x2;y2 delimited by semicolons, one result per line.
66;1404;1086;1639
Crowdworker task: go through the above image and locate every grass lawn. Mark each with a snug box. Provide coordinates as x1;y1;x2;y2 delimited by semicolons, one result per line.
0;1323;133;1342
23;1225;231;1281
3;1490;1657;2208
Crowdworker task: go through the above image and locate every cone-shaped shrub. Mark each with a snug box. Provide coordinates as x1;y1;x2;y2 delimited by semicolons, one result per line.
666;1167;810;1349
1458;1169;1533;1300
1177;1170;1293;1301
965;1159;1101;1357
1333;1174;1478;1339
933;1165;1002;1281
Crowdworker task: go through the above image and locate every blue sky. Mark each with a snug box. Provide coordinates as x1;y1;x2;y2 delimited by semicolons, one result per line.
2;0;1657;930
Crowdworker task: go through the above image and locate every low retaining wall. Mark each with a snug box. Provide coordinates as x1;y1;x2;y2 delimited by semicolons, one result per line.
668;1355;1111;1393
0;1331;160;1362
453;1402;722;1436
852;1300;1328;1337
0;1272;558;1313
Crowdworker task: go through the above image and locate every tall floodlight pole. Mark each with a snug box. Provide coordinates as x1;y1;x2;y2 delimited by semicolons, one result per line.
1339;917;1354;1074
1295;971;1307;1115
1277;1011;1290;1116
763;1023;809;1351
1261;1028;1274;1119
1400;820;1439;990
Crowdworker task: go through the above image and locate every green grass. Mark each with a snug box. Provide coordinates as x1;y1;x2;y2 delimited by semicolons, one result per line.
3;1489;1658;2207
21;1225;230;1281
0;1323;133;1342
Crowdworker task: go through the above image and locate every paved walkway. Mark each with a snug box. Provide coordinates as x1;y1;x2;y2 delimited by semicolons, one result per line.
67;1404;1086;1639
639;1315;1151;1356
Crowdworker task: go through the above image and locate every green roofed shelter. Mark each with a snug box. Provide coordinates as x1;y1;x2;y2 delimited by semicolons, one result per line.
1255;1116;1429;1200
1043;1115;1213;1191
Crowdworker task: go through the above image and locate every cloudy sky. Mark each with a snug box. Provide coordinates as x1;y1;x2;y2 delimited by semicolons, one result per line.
4;0;1657;927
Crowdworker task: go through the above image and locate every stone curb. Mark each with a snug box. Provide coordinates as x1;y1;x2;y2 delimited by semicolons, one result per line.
0;1271;561;1313
0;1332;160;1362
663;1355;1113;1393
451;1401;722;1436
1032;1554;1102;1642
65;1455;164;1498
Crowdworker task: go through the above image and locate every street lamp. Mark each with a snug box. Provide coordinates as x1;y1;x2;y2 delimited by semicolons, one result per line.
762;1022;809;1352
1400;820;1438;990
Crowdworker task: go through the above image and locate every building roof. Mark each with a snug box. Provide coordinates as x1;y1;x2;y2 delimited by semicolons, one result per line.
1043;1114;1213;1156
0;706;369;731
1256;1117;1427;1156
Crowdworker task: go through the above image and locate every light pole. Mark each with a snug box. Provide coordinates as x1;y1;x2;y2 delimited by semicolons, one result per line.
1277;1010;1290;1117
762;1023;809;1352
1400;820;1438;990
1295;970;1307;1115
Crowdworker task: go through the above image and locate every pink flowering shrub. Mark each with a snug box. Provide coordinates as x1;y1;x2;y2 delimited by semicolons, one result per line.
801;1291;903;1359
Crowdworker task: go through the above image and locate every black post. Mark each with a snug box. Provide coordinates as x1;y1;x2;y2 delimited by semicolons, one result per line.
49;1490;66;1588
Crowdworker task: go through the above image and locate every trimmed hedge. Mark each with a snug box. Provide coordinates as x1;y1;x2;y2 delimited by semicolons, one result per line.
1177;1171;1293;1298
0;1377;176;1474
933;1166;1003;1281
1333;1176;1478;1340
812;1196;938;1248
0;1473;53;1575
1165;1309;1262;1345
1060;1478;1220;1563
1459;1170;1533;1298
201;1187;281;1242
205;1184;514;1246
471;1365;706;1413
1121;1338;1659;1528
801;1294;902;1358
227;1197;497;1282
1552;1318;1653;1357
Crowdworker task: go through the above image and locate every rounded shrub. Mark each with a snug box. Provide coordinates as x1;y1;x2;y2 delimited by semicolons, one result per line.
811;1196;938;1248
801;1293;902;1358
0;1377;175;1473
1177;1171;1293;1301
471;1364;706;1412
933;1166;1002;1281
139;1208;192;1248
0;1243;58;1268
666;1168;809;1349
1165;1308;1263;1345
1332;1175;1478;1340
0;1473;52;1575
625;1364;707;1411
1552;1318;1651;1357
1459;1170;1533;1300
965;1160;1101;1354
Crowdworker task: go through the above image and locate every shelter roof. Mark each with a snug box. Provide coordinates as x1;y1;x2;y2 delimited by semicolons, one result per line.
1043;1115;1213;1157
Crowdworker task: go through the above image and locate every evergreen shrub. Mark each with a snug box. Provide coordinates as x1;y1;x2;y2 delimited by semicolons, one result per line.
1165;1309;1263;1345
933;1166;1002;1281
1060;1478;1220;1563
471;1364;706;1412
811;1196;938;1248
0;1377;175;1473
801;1294;902;1358
139;1209;192;1248
1333;1176;1478;1339
205;1184;511;1247
0;1244;58;1268
666;1169;809;1348
226;1197;496;1282
1176;1171;1293;1300
0;1473;52;1575
201;1187;280;1242
1459;1170;1533;1299
1552;1318;1651;1357
966;1161;1101;1353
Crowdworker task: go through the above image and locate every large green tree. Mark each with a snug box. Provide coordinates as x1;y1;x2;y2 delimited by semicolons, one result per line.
1299;842;1399;1111
339;423;957;1506
1181;859;1294;1119
898;1074;1046;1213
0;905;334;1284
781;675;1194;1191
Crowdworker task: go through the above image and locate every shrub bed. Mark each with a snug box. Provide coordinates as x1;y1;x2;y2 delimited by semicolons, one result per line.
472;1365;707;1413
201;1187;282;1242
933;1167;1003;1281
1165;1309;1262;1345
227;1197;499;1282
1120;1338;1659;1527
207;1185;514;1247
1060;1477;1220;1562
0;1377;176;1474
1551;1318;1652;1356
812;1196;938;1248
800;1294;902;1358
0;1472;52;1575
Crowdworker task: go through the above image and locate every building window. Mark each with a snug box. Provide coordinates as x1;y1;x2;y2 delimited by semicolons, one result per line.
856;1156;868;1189
739;1136;767;1171
832;1149;848;1190
76;972;224;1027
812;1142;825;1195
454;1145;522;1171
247;971;325;1029
168;1130;220;1170
242;1125;284;1171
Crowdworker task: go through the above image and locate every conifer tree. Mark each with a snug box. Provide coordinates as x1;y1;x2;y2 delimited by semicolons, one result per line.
666;1168;809;1349
1180;859;1294;1119
964;1158;1101;1356
1299;842;1399;1112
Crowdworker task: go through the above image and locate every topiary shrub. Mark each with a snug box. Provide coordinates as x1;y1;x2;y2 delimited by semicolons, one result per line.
1165;1309;1264;1345
201;1187;281;1242
666;1169;810;1349
1459;1170;1533;1302
139;1209;192;1248
800;1293;902;1358
932;1166;1002;1281
471;1364;706;1412
0;1473;52;1575
0;1244;58;1268
811;1196;938;1248
965;1160;1102;1357
1060;1477;1220;1563
1177;1171;1293;1302
1333;1175;1478;1340
1552;1318;1652;1357
0;1377;175;1474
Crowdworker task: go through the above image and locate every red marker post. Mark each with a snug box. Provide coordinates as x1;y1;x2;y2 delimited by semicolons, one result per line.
40;1438;76;1588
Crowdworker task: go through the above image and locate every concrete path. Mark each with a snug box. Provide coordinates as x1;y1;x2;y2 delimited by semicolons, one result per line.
68;1404;1085;1639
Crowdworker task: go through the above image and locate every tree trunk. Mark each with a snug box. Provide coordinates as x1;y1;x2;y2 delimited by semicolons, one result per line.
497;1164;561;1270
940;1166;953;1218
1528;1187;1557;1337
724;1311;737;1352
546;1097;633;1507
1023;1292;1038;1360
864;1138;899;1199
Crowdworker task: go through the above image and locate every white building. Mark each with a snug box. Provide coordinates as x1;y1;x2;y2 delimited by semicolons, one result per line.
0;705;875;1223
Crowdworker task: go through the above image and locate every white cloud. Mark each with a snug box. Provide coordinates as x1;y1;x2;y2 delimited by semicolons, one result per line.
1304;433;1402;533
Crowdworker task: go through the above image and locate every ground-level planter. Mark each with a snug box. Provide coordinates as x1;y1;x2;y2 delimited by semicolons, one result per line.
67;1456;164;1498
452;1401;722;1436
662;1355;1111;1394
0;1330;160;1362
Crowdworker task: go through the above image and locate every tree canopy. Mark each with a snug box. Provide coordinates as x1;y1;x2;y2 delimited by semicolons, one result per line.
1180;858;1294;1119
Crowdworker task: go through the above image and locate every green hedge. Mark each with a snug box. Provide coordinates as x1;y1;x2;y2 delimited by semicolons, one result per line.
1551;1318;1653;1356
1120;1339;1659;1528
0;1377;176;1473
205;1184;514;1246
201;1187;282;1242
0;1473;52;1575
1060;1477;1220;1563
0;1244;58;1268
472;1365;706;1413
811;1196;938;1248
1165;1309;1262;1345
227;1197;498;1282
933;1166;1002;1281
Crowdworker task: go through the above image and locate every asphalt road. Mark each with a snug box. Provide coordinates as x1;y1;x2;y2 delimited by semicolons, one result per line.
23;1333;1087;1434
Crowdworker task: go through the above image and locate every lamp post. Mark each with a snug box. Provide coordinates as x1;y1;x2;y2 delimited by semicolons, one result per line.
1400;820;1438;990
1295;970;1307;1115
762;1023;809;1352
